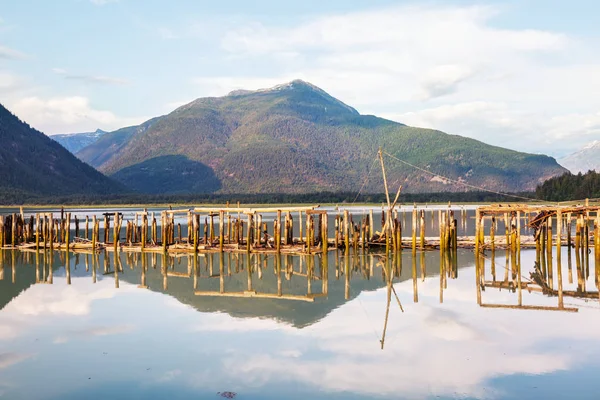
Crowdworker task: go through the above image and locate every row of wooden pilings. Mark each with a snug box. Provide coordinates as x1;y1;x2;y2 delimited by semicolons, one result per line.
0;205;465;255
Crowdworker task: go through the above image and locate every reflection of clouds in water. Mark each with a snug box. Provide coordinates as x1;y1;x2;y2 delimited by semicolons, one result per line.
53;324;136;344
0;352;34;369
424;307;485;341
1;256;598;399
157;369;182;383
0;322;20;341
180;268;589;398
191;313;292;333
0;278;137;345
6;284;117;316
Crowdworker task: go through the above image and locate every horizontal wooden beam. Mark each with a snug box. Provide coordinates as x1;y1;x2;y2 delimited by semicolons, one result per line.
194;290;315;302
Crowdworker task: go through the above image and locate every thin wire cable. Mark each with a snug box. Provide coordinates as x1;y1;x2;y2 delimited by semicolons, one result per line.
352;157;379;204
382;151;539;202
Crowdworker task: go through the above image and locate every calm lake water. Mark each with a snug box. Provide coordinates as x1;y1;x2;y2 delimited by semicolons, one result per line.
1;206;599;399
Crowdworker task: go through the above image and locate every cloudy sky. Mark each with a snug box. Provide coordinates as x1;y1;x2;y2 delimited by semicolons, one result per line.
1;0;599;157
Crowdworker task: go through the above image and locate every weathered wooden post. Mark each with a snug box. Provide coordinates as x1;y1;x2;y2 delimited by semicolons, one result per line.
246;214;252;253
91;215;97;250
161;212;167;253
11;213;16;247
193;214;199;254
557;210;562;265
344;210;350;254
420;209;425;250
276;210;282;254
475;208;481;256
210;214;215;245
65;212;71;252
412;207;417;253
219;211;225;252
322;213;328;253
34;214;40;250
74;215;79;239
141;214;147;251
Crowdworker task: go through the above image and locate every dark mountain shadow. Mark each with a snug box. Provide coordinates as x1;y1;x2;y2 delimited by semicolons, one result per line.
110;155;222;194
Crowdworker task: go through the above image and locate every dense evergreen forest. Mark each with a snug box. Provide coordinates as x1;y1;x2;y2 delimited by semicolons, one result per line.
0;190;534;206
535;170;600;201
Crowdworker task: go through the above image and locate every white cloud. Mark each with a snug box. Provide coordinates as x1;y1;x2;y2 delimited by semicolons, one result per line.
198;4;599;156
9;95;145;134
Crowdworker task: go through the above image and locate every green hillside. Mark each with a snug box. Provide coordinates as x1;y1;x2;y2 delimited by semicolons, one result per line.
0;103;127;201
76;80;567;194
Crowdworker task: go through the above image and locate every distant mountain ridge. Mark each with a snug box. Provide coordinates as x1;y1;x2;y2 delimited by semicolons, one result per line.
53;129;108;153
559;140;600;173
74;79;567;194
0;103;126;201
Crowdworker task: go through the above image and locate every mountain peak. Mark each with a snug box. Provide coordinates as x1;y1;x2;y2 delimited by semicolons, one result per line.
227;79;358;115
227;79;316;96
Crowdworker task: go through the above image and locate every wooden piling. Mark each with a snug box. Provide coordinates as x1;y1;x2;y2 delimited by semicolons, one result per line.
276;210;282;254
344;210;350;254
91;215;97;250
419;210;425;250
412;207;417;253
219;211;225;252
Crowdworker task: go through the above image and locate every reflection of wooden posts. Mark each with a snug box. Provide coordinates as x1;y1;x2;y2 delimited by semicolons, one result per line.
322;252;329;295
412;251;418;303
65;248;71;285
344;253;350;300
475;250;482;305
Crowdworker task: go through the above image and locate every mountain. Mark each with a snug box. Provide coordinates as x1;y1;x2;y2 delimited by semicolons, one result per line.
558;141;600;173
0;103;127;201
52;129;107;154
76;79;567;194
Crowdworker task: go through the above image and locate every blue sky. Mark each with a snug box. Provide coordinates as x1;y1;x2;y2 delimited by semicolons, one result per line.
1;0;599;156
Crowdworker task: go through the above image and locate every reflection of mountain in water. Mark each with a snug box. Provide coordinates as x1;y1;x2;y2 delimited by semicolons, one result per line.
1;250;474;327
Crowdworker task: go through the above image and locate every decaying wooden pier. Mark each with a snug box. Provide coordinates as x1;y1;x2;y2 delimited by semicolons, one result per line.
0;200;598;259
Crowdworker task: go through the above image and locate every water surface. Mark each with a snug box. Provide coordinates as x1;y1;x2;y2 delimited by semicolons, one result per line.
1;245;599;400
